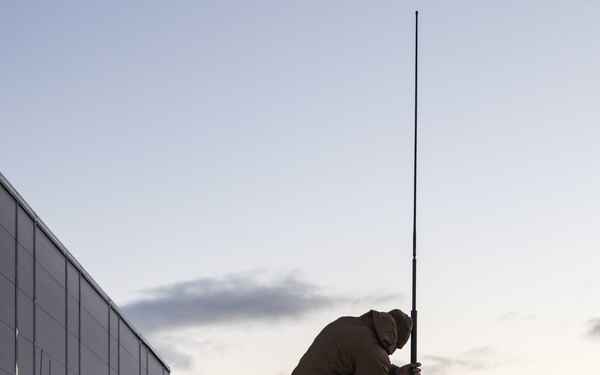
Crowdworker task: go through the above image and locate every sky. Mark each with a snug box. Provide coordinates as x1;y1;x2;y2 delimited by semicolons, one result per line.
2;1;600;374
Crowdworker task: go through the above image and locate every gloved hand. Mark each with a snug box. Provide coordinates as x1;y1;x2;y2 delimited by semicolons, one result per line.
389;362;422;375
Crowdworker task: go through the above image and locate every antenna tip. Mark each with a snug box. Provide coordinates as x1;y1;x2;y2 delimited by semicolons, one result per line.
415;10;418;15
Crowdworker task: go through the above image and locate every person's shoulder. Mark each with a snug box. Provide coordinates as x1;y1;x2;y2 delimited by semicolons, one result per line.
326;316;363;330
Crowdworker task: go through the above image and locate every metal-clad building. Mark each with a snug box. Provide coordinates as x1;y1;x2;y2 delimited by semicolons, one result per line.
0;172;170;375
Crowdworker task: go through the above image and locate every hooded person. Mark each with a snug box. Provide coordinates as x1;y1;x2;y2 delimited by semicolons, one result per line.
291;309;421;375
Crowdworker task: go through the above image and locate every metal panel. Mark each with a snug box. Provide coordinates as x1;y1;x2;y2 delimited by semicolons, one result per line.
80;279;108;328
67;261;80;301
36;266;66;323
110;336;119;371
36;228;66;288
0;274;15;329
17;244;34;298
67;294;79;335
67;332;79;373
0;184;16;238
119;321;139;358
17;206;34;254
35;306;67;368
109;308;118;339
119;352;139;375
0;321;15;375
17;290;34;340
39;346;67;375
80;279;109;366
80;345;108;375
141;345;148;371
17;335;34;375
81;309;109;363
148;350;164;375
0;227;15;281
119;322;140;375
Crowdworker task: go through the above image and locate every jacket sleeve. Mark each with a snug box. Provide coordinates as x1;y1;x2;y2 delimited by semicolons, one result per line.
388;364;401;375
354;345;390;375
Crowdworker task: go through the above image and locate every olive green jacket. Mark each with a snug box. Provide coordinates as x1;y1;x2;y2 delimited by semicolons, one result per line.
291;310;399;375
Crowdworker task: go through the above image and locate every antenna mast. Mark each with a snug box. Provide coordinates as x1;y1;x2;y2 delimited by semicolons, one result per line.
410;10;419;366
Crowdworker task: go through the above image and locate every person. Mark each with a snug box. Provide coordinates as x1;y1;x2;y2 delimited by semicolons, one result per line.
291;309;422;375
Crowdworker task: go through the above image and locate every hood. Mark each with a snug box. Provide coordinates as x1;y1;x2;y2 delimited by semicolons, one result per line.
388;309;412;349
360;310;398;354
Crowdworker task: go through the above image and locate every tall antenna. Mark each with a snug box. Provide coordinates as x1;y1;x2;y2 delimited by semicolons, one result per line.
410;10;419;366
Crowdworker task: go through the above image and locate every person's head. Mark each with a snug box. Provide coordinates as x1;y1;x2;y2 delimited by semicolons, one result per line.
388;309;412;351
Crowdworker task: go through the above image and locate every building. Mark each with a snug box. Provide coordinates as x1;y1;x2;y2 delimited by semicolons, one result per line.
0;172;170;375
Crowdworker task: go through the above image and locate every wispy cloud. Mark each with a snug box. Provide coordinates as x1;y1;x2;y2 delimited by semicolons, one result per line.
121;270;397;333
586;318;600;338
152;342;193;370
423;346;513;375
498;311;537;322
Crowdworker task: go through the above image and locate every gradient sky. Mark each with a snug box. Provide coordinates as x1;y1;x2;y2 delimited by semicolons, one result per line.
2;1;600;375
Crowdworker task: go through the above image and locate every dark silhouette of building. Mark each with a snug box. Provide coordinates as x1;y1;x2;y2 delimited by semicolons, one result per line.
0;172;170;375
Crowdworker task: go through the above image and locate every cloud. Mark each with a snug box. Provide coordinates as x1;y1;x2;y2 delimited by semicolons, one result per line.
422;346;513;375
121;270;396;334
152;343;193;370
498;311;537;322
423;354;485;374
586;318;600;338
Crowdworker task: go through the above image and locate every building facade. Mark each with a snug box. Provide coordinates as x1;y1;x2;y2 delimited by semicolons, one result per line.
0;173;170;375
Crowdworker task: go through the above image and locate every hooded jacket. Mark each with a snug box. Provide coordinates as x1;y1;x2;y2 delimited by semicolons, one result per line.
291;310;405;375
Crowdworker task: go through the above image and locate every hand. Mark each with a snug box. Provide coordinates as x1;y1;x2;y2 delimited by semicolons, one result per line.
395;362;421;375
